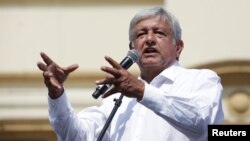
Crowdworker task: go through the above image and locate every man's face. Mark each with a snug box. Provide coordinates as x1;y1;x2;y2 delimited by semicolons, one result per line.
132;16;183;70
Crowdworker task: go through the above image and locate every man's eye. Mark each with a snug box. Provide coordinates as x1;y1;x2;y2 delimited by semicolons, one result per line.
156;31;165;35
137;33;145;38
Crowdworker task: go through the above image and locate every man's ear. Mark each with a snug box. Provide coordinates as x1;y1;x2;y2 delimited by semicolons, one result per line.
129;42;134;50
176;40;184;60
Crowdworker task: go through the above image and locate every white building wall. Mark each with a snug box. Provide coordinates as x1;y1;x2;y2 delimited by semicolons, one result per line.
0;6;151;73
166;0;250;67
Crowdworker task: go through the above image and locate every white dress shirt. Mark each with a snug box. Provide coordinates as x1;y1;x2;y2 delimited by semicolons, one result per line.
48;61;224;141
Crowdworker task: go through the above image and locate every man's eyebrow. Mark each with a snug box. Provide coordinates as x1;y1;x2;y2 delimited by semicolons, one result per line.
135;28;148;32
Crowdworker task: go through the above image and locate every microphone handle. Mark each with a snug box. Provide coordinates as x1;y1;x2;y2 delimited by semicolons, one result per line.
120;57;133;70
92;84;110;99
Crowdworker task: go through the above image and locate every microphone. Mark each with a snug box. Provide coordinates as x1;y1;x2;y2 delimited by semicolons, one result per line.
92;49;140;99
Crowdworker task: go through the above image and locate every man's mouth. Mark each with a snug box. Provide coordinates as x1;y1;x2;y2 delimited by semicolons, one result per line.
143;47;158;55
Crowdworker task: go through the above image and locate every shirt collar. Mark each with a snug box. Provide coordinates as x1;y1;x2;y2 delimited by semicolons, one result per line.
139;61;183;83
158;61;182;82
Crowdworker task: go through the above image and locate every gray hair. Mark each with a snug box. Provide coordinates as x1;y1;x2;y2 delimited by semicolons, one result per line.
129;7;182;45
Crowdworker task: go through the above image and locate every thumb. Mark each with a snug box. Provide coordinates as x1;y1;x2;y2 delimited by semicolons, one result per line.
64;64;79;74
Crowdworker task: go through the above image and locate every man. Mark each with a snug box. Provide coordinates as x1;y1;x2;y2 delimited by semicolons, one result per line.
37;7;224;141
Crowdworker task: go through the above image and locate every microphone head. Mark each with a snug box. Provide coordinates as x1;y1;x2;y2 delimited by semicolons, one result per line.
127;49;140;63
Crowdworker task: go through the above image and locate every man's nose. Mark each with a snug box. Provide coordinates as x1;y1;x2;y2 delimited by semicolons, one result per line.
145;32;156;46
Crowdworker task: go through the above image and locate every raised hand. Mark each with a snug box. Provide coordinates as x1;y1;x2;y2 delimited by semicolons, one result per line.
95;56;144;100
37;52;79;99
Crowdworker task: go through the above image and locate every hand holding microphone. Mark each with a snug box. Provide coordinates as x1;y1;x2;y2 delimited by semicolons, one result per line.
92;49;144;100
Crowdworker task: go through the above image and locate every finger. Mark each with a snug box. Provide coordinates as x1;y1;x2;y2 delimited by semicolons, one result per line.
49;77;62;89
105;56;122;69
40;52;54;65
37;62;48;71
95;79;113;85
63;64;79;74
102;86;117;98
95;79;106;85
101;66;121;78
43;72;61;89
43;71;53;86
95;74;115;85
43;71;53;78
